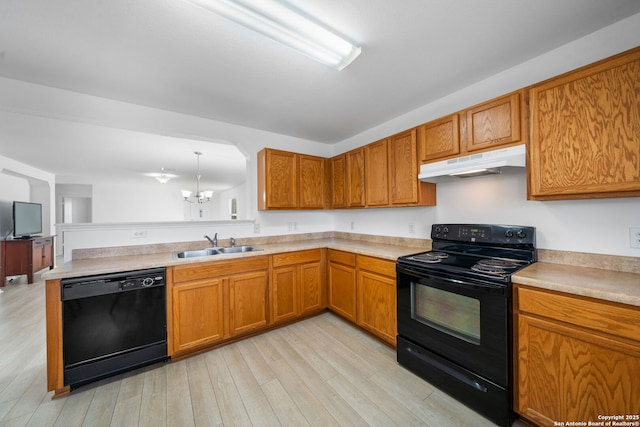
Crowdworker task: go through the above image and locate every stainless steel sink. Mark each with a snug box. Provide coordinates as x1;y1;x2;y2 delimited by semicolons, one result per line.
218;246;262;253
173;248;221;259
173;246;262;259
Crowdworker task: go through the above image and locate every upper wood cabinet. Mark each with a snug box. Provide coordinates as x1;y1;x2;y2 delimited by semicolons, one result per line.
330;154;347;208
345;147;366;208
418;113;460;163
528;47;640;200
465;91;523;152
418;90;526;164
365;138;390;207
299;154;328;209
258;148;327;210
258;148;297;209
389;129;436;206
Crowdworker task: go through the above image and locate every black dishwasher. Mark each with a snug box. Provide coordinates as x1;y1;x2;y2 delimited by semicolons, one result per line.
61;267;168;388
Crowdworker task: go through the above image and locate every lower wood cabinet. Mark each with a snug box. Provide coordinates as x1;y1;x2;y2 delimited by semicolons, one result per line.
228;270;269;336
271;249;325;324
356;255;396;346
328;249;357;322
328;250;397;346
514;284;640;426
169;256;269;356
171;277;224;354
168;249;398;358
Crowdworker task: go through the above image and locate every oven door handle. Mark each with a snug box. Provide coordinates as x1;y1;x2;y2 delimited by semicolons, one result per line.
405;346;488;393
397;266;507;294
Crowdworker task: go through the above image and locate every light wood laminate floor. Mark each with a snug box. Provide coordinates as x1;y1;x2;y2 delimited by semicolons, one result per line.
0;273;501;426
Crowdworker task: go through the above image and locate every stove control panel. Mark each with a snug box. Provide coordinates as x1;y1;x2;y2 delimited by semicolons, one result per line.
432;224;535;245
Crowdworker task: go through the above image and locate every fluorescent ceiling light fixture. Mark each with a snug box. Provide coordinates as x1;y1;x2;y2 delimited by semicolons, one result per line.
185;0;361;70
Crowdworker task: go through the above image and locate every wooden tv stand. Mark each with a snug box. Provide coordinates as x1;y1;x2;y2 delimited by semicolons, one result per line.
1;236;54;286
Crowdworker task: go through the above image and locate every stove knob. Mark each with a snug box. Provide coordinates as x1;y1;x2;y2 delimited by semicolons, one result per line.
505;230;514;238
442;226;449;234
516;230;526;239
435;226;441;233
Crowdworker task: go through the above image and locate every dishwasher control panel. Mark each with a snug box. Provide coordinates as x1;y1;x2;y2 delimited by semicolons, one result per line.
61;267;166;300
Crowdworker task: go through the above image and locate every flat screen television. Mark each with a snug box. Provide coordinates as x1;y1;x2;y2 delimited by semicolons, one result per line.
13;201;43;238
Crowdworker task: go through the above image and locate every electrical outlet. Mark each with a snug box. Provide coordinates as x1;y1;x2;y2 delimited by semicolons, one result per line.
131;230;147;239
350;221;355;230
409;223;415;234
630;227;640;248
253;223;260;234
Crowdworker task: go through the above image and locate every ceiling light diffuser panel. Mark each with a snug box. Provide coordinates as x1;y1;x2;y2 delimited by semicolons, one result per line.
185;0;361;70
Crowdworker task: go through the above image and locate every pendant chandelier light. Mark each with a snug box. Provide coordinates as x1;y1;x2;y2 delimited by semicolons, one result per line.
182;151;213;203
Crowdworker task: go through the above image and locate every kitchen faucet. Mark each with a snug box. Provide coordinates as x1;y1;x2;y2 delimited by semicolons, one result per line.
230;237;236;247
204;233;217;247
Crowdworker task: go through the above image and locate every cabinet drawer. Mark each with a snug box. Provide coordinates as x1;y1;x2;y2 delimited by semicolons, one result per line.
328;250;356;266
272;249;322;267
517;285;640;343
173;256;269;283
357;255;395;277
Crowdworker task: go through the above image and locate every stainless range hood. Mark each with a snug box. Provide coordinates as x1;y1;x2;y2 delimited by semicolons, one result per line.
418;144;526;183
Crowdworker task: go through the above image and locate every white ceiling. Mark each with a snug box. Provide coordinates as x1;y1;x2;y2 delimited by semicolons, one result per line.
1;0;640;188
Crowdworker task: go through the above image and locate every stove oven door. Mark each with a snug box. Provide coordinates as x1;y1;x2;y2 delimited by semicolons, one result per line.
396;265;510;387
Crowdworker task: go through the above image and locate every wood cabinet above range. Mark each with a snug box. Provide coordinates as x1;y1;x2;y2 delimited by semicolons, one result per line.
418;90;527;164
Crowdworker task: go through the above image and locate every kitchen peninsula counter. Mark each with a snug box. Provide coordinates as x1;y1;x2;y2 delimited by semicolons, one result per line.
42;237;427;281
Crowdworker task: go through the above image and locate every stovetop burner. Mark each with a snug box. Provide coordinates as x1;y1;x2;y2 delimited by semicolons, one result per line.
409;252;449;263
470;259;521;277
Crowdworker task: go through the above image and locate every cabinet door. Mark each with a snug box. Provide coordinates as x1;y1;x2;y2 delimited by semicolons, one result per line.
418;113;460;163
356;258;396;346
465;91;523;152
228;270;269;336
365;138;389;206
299;154;326;209
517;314;640;426
345;148;366;207
389;129;419;205
328;261;357;322
331;154;346;208
258;148;298;209
300;261;323;314
528;47;640;200
32;240;44;271
271;266;298;323
42;238;54;268
172;278;224;354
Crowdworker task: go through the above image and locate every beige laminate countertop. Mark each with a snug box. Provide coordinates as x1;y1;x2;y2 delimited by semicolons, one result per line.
513;262;640;308
44;237;640;309
42;238;422;281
